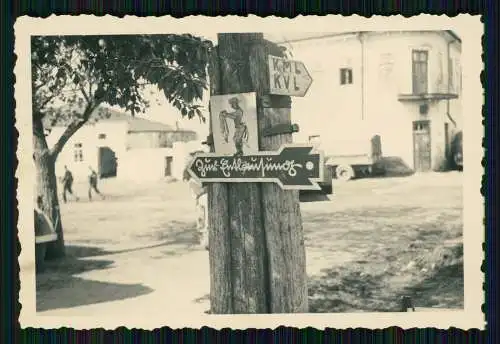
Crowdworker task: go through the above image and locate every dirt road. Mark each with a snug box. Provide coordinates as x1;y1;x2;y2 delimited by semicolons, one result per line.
35;172;463;315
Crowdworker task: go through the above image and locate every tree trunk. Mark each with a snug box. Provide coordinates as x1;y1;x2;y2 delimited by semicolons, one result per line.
33;116;65;259
208;33;269;314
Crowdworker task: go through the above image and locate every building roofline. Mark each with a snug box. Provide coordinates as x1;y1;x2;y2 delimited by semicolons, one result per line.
275;31;360;44
276;30;462;45
127;128;197;134
445;30;462;43
44;105;198;134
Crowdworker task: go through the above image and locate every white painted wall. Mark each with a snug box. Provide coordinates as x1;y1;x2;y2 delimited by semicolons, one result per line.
289;34;364;146
119;148;174;181
172;141;209;181
285;31;463;171
47;118;203;183
46;121;128;180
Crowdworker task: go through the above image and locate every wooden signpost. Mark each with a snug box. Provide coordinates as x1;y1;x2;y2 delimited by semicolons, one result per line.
268;55;313;97
205;33;314;314
188;144;324;190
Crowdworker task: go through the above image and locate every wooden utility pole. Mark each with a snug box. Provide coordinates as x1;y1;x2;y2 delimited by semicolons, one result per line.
207;33;308;314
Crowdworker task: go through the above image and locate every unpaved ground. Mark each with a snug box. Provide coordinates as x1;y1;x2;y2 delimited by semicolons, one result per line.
35;172;463;315
303;173;463;312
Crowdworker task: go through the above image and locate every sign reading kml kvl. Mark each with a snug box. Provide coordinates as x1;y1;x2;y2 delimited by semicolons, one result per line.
268;55;313;97
188;145;324;190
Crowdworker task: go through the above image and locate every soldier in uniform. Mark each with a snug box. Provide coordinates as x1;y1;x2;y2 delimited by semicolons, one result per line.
88;166;105;201
61;165;79;203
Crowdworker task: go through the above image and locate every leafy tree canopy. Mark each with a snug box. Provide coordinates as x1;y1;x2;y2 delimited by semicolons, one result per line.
32;34;213;127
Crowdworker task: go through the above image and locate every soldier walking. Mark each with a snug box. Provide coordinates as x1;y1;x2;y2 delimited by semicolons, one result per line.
61;165;79;203
88;166;105;201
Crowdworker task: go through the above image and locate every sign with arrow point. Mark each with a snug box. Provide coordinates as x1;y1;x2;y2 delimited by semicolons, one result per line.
187;144;324;190
268;55;313;97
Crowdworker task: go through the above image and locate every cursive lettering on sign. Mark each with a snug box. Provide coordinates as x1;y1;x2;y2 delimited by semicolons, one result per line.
195;158;219;177
193;156;303;179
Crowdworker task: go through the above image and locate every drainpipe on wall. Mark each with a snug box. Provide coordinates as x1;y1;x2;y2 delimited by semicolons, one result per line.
446;37;457;127
358;32;366;121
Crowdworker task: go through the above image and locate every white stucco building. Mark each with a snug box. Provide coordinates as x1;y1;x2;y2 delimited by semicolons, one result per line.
281;30;462;172
45;107;200;182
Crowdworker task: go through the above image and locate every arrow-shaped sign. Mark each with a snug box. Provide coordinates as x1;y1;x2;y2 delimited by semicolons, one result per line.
187;144;324;190
268;55;313;97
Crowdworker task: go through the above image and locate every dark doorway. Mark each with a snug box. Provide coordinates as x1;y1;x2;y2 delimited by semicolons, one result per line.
413;120;432;172
164;156;173;177
444;123;450;168
98;147;117;178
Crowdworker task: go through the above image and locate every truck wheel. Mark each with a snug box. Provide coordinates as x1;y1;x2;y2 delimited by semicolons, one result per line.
335;164;355;181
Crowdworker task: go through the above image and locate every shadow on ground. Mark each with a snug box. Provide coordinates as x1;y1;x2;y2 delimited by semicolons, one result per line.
36;245;154;312
135;220;202;257
36;276;153;312
39;245;116;275
37;277;154;312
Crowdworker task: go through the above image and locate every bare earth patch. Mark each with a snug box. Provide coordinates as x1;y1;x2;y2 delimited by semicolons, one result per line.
303;172;463;312
35;172;463;314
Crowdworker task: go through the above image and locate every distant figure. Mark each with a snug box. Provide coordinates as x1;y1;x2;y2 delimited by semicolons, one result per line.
219;96;249;156
183;153;209;250
61;165;78;203
88;166;105;201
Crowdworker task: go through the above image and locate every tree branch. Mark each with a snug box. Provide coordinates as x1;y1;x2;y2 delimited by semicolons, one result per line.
80;85;90;102
34;94;57;115
49;99;102;159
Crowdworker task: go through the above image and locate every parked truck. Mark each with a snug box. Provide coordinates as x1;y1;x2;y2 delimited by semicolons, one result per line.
298;141;333;202
308;129;382;182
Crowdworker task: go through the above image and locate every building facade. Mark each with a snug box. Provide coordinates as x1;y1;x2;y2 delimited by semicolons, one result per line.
284;30;462;172
45;107;198;182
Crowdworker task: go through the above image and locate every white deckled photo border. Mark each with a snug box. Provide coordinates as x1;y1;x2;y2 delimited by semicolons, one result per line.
14;14;484;330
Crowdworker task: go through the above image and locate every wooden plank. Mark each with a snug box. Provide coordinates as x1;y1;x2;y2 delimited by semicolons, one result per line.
250;41;309;313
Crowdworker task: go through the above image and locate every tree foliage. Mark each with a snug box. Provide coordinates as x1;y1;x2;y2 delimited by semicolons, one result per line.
31;34;213;259
32;34;213;132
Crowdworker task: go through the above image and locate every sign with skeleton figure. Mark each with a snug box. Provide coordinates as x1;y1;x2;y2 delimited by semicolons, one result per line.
210;92;259;156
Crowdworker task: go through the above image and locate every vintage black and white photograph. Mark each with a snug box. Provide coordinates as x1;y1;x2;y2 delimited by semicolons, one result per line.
16;15;483;329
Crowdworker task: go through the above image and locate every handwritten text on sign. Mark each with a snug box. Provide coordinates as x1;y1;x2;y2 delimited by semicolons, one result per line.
268;55;313;97
187;145;324;190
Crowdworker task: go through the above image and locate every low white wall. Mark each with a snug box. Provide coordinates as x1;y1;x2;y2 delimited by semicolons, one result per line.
172;141;208;181
118;148;173;181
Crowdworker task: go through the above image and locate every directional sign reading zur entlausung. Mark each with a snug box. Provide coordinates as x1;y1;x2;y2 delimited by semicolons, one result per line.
268;55;313;97
188;144;324;191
